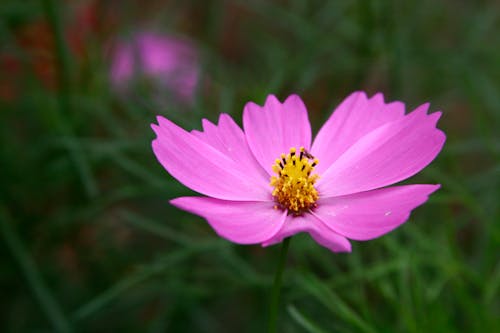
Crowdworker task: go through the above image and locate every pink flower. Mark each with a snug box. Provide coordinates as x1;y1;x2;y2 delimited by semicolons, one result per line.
110;32;199;102
151;92;445;252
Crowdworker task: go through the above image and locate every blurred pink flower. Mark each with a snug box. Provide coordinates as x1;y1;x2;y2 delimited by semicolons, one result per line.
151;92;445;252
110;32;199;102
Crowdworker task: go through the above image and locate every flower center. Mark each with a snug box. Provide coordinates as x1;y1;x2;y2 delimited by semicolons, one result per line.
270;147;319;215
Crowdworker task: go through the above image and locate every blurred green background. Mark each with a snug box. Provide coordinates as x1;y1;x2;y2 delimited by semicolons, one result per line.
1;0;499;332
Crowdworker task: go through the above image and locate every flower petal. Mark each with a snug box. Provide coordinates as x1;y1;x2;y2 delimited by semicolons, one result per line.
170;197;286;244
243;94;312;174
152;116;270;201
311;92;406;174
316;104;445;197
262;214;351;253
313;184;440;240
191;114;269;186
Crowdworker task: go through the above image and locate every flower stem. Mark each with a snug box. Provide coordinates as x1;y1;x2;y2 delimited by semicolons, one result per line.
268;237;291;333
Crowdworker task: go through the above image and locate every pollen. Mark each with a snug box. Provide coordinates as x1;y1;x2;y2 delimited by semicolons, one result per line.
270;147;319;215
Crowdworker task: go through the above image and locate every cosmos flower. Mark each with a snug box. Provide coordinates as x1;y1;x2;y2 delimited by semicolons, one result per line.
110;31;199;102
151;92;445;252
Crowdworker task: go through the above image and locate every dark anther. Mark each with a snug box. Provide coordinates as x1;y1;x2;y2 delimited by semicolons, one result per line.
303;150;314;159
301;165;306;171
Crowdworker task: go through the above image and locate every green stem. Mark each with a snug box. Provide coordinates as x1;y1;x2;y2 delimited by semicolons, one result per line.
41;0;98;198
268;237;291;333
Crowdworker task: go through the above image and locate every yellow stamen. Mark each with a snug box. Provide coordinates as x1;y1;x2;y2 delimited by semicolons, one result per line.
270;147;319;215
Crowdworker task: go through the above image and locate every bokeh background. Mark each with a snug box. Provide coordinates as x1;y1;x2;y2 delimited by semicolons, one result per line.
1;0;499;332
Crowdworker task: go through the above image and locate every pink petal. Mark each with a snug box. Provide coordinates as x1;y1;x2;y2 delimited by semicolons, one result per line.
262;214;351;253
110;32;199;100
191;114;269;185
317;104;445;197
311;92;406;174
170;197;286;244
243;95;312;174
313;184;440;240
152;116;270;201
